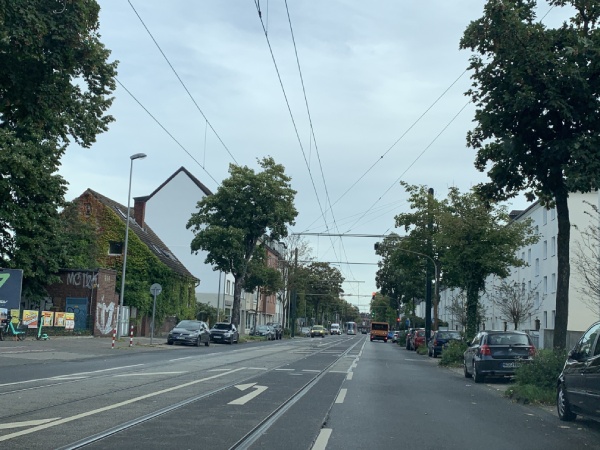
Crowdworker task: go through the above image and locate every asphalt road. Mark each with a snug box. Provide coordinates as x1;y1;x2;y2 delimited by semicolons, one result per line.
1;335;599;450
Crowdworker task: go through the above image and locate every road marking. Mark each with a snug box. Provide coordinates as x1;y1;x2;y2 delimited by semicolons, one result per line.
0;418;61;430
346;372;353;380
302;369;320;373
275;368;294;371
311;428;332;450
335;388;347;404
0;365;144;387
235;383;257;391
245;367;268;370
0;367;245;442
229;384;268;405
208;368;234;372
114;372;186;377
168;356;195;362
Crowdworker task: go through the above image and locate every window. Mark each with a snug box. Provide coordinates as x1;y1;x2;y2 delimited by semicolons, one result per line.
226;280;231;295
84;202;92;216
535;258;540;277
528;249;532;264
535;292;540;309
551;273;556;292
552;310;556;328
534;225;539;235
528;280;532;292
551;237;556;256
544;311;548;328
543;241;547;259
551;208;556;220
521;251;525;262
108;241;123;255
542;208;547;225
543;276;548;294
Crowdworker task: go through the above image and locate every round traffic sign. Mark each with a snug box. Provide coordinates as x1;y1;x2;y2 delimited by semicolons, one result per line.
150;283;162;296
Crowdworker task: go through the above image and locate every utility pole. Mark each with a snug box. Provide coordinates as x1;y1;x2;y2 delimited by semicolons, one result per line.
290;248;298;337
425;187;434;344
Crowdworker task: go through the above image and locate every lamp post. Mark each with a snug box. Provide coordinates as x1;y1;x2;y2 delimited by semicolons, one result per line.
117;152;147;338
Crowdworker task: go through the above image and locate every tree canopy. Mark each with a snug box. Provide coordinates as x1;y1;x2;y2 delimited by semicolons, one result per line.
0;0;117;299
187;157;298;326
461;0;600;348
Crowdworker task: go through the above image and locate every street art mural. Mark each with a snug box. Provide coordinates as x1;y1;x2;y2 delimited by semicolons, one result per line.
95;295;116;335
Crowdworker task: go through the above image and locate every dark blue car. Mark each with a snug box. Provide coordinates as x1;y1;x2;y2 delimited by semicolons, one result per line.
428;330;462;358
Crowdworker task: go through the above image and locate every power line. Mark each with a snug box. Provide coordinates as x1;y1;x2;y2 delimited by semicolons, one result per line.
128;0;238;165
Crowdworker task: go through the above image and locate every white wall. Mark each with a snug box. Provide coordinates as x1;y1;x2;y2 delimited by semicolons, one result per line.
143;171;235;294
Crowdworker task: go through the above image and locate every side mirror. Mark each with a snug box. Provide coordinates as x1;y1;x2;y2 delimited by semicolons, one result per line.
568;348;580;360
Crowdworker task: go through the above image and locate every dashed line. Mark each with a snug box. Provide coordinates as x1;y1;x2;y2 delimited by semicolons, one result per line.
335;388;347;404
311;428;332;450
346;372;353;381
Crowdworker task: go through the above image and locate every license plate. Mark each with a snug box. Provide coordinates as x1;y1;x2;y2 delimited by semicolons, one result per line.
214;336;221;339
177;336;186;340
502;362;520;369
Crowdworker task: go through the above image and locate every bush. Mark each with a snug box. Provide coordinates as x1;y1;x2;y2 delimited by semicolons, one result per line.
505;348;567;404
416;343;428;355
439;340;468;367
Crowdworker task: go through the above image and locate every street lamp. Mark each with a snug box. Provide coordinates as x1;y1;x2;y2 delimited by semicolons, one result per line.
117;152;147;338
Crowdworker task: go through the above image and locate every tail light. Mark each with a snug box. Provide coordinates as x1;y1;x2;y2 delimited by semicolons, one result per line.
433;339;438;346
528;345;536;357
479;344;491;356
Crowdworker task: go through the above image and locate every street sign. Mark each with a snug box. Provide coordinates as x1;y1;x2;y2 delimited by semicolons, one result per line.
150;283;162;296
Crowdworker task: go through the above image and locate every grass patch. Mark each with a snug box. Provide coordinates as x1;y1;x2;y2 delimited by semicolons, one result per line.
505;384;555;405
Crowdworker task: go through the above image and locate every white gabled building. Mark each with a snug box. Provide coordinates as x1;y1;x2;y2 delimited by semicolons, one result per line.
132;167;245;326
438;191;600;349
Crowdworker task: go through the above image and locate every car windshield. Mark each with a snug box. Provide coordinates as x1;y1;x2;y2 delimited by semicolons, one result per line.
312;326;323;330
487;333;530;345
416;330;425;337
438;332;461;339
256;326;269;331
176;321;201;331
372;323;388;331
213;323;232;330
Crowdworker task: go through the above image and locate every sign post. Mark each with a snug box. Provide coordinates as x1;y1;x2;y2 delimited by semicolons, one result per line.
150;283;162;345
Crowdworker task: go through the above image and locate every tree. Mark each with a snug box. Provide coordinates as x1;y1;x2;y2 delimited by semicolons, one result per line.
461;1;600;348
439;188;537;340
446;292;486;331
572;202;600;315
491;280;541;330
187;157;298;326
0;0;117;298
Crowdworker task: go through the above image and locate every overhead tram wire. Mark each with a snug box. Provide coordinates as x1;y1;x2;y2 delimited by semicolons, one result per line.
300;69;468;234
128;0;238;165
253;0;353;278
283;0;356;280
116;78;220;186
347;100;472;232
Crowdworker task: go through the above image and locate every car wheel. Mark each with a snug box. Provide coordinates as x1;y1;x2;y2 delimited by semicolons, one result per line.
557;383;576;421
167;340;173;345
464;360;472;378
473;362;484;383
432;350;437;358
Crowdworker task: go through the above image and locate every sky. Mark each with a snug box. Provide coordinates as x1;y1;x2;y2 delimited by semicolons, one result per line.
59;1;570;312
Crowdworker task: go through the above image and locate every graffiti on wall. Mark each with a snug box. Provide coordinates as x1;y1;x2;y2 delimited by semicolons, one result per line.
95;295;115;335
66;271;98;289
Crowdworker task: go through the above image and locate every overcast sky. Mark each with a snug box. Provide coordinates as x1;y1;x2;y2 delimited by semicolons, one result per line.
59;1;569;312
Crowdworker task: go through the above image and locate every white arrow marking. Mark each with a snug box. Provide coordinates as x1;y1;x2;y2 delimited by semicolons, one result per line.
0;418;61;430
234;383;257;391
229;384;268;405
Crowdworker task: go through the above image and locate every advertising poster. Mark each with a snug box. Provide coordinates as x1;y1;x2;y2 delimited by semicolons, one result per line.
65;312;75;330
54;312;66;327
23;310;39;329
41;311;54;327
0;268;23;310
10;309;20;324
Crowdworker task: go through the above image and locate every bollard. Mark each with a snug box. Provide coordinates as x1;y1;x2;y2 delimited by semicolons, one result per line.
129;325;133;347
111;328;116;349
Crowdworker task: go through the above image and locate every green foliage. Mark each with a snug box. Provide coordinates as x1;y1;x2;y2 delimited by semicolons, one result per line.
244;245;283;295
187;157;297;326
439;340;468;367
196;302;218;325
515;349;567;391
0;0;117;301
505;384;555;406
461;0;600;349
416;343;428;355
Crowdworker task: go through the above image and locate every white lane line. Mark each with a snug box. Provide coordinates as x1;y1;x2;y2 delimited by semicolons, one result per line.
0;364;145;387
0;418;61;430
0;367;246;442
302;369;320;373
346;372;353;381
335;388;347;404
275;368;294;371
114;372;186;377
311;428;332;450
168;356;195;362
208;368;234;372
246;367;268;370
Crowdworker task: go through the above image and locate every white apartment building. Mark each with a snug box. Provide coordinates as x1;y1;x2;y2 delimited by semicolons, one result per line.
438;191;600;348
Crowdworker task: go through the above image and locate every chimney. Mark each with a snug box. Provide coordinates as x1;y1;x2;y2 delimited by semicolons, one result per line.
133;196;148;229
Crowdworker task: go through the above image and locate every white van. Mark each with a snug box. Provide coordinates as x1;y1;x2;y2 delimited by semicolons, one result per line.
330;323;341;335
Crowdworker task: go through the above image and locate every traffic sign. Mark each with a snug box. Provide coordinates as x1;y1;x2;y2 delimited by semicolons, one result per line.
150;283;162;296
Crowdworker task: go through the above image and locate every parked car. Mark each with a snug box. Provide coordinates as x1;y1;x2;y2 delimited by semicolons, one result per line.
310;325;326;338
410;329;426;351
463;330;535;383
330;323;341;335
253;325;276;340
387;330;395;341
267;322;283;340
167;320;211;347
209;322;239;344
392;331;400;343
557;320;600;422
301;326;311;337
428;330;462;358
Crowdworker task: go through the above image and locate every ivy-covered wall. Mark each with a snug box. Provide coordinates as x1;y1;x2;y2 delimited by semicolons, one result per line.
77;192;197;327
